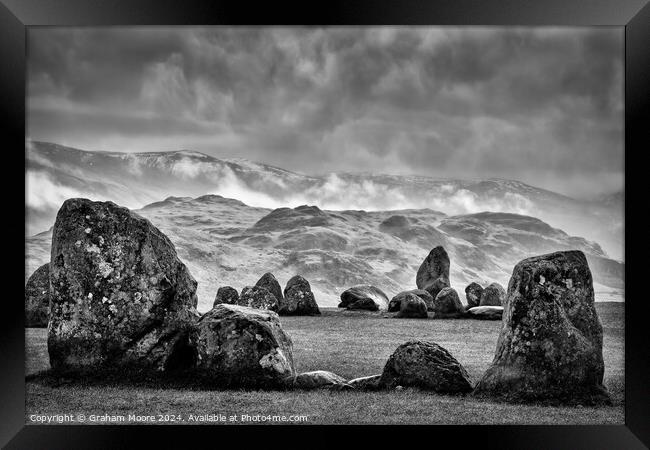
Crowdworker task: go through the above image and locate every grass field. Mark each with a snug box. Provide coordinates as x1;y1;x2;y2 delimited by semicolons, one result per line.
25;303;624;425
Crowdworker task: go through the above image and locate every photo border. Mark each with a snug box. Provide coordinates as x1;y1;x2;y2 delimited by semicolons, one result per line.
2;0;648;447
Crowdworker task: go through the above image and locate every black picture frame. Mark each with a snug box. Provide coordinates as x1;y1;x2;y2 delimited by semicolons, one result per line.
2;0;648;448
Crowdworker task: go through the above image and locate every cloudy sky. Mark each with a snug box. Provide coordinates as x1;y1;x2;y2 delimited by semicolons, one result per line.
27;27;623;198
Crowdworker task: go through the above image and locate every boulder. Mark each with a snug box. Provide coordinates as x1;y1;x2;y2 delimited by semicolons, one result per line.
416;246;451;298
389;289;434;312
479;282;506;306
432;287;465;318
339;285;389;311
189;304;295;388
25;263;50;328
396;293;428;319
291;370;349;390
348;374;383;391
473;250;610;405
465;282;483;308
466;305;503;320
279;275;321;316
213;286;239;307
48;198;199;373
379;340;472;393
238;286;280;311
255;272;283;302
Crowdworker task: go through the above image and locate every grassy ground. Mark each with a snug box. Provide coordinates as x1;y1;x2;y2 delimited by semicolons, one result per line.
25;303;624;425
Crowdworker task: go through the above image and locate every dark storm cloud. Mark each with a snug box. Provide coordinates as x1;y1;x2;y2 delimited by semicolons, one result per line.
27;27;623;197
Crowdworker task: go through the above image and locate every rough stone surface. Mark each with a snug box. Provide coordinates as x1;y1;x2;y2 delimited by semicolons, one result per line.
416;246;451;298
213;286;239;307
339;285;389;311
348;374;383;391
189;304;295;388
25;263;50;328
480;282;506;306
48;198;199;372
291;370;349;390
465;282;484;308
238;286;280;311
473;250;610;405
396;293;428;319
389;289;434;312
279;275;321;316
255;272;283;302
432;287;465;318
466;305;503;320
379;340;473;393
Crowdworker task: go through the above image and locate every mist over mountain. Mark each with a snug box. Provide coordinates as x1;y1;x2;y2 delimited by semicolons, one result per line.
27;141;623;260
25;141;624;309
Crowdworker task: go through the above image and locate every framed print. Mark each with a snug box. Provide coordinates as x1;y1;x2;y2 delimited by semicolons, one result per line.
2;0;648;448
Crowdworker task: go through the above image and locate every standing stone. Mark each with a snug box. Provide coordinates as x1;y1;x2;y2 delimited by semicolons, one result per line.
239;286;280;311
280;275;320;316
255;272;283;302
432;287;465;318
479;282;506;306
389;289;434;312
213;286;239;307
25;263;50;328
416;246;451;299
396;293;428;318
189;304;295;388
474;251;610;405
465;282;484;308
339;285;389;311
379;341;472;393
48;198;199;373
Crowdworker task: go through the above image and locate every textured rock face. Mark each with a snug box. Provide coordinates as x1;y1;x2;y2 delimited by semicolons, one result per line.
466;306;503;320
279;275;320;316
189;304;295;388
213;286;239;307
238;286;280;311
474;251;609;404
465;282;484;308
48;198;199;372
255;272;283;302
479;282;506;306
432;287;465;318
396;293;428;318
389;289;434;312
416;246;451;298
339;285;389;311
25;263;50;328
379;341;473;393
291;370;349;390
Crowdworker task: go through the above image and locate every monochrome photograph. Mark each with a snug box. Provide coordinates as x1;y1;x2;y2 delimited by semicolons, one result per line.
24;26;624;425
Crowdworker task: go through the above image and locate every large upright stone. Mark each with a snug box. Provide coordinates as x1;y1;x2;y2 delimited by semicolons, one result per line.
48;198;199;372
25;263;50;328
189;304;295;388
474;250;610;405
279;275;321;316
255;272;283;302
416;246;451;299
